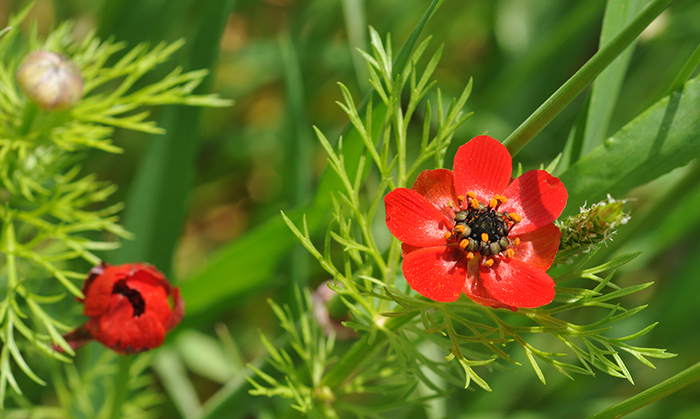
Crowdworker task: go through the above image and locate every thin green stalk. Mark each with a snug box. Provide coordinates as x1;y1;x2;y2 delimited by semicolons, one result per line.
588;360;700;419
503;0;676;156
107;355;134;419
4;216;17;290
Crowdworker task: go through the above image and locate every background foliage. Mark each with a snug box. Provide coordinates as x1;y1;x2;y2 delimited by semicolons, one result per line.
2;0;700;418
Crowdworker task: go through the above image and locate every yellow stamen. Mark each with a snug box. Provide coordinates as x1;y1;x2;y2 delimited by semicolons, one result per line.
454;225;466;235
457;195;465;203
489;198;498;208
444;232;452;240
447;201;455;209
509;212;522;222
497;195;508;204
513;238;520;246
470;199;479;209
466;252;474;260
483;258;494;267
460;239;469;249
481;233;489;242
506;248;515;258
467;191;476;199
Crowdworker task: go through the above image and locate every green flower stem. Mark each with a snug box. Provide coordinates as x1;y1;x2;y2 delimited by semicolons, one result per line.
320;312;417;390
588;360;700;419
503;0;676;156
107;355;134;419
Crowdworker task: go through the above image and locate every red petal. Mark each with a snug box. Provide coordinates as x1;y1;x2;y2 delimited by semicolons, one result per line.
401;243;421;256
453;136;512;203
127;272;172;324
510;223;561;271
89;294;166;354
83;264;126;316
385;188;452;247
462;259;516;310
165;288;184;331
401;246;467;302
501;170;568;235
480;258;555;308
411;169;458;220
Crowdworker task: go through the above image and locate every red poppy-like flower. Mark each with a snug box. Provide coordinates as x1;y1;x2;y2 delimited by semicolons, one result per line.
60;262;184;354
384;135;567;309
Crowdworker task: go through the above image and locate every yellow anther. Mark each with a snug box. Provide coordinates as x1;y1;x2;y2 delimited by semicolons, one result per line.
444;232;452;240
497;195;508;204
467;191;476;199
459;239;469;249
457;195;465;202
506;248;515;258
489;198;498;208
466;252;475;260
513;238;520;246
481;233;489;242
509;212;522;222
470;199;479;209
483;258;494;267
454;225;466;235
447;201;455;209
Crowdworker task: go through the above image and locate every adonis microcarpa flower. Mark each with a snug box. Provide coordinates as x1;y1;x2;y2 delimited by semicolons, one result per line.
59;262;184;354
384;135;567;310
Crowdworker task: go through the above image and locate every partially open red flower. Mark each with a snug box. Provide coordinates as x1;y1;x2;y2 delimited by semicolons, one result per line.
384;135;567;309
60;262;184;354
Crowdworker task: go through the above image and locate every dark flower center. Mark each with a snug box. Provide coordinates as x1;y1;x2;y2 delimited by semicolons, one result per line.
446;193;521;265
113;280;145;317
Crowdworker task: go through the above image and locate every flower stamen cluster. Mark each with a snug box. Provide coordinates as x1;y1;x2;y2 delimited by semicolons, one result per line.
444;192;521;266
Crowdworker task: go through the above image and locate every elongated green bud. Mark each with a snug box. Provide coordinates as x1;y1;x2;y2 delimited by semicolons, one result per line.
556;195;630;263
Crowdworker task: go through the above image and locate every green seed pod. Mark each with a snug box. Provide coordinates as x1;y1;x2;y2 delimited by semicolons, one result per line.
454;211;467;222
16;50;84;111
462;225;472;237
489;242;501;255
499;237;509;250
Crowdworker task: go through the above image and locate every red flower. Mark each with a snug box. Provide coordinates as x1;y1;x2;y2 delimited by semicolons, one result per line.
384;136;567;309
60;263;184;354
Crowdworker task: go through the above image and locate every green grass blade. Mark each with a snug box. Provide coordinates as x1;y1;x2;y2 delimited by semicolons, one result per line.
664;42;700;96
581;0;645;156
503;0;676;156
112;0;235;275
560;75;700;214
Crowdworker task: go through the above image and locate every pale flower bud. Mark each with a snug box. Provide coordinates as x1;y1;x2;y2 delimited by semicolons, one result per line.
16;51;83;111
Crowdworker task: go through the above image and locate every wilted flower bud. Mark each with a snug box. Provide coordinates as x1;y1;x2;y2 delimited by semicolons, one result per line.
312;281;357;341
16;50;83;110
556;195;630;263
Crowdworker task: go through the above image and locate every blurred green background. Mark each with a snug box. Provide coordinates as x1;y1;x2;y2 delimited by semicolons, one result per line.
3;0;700;417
